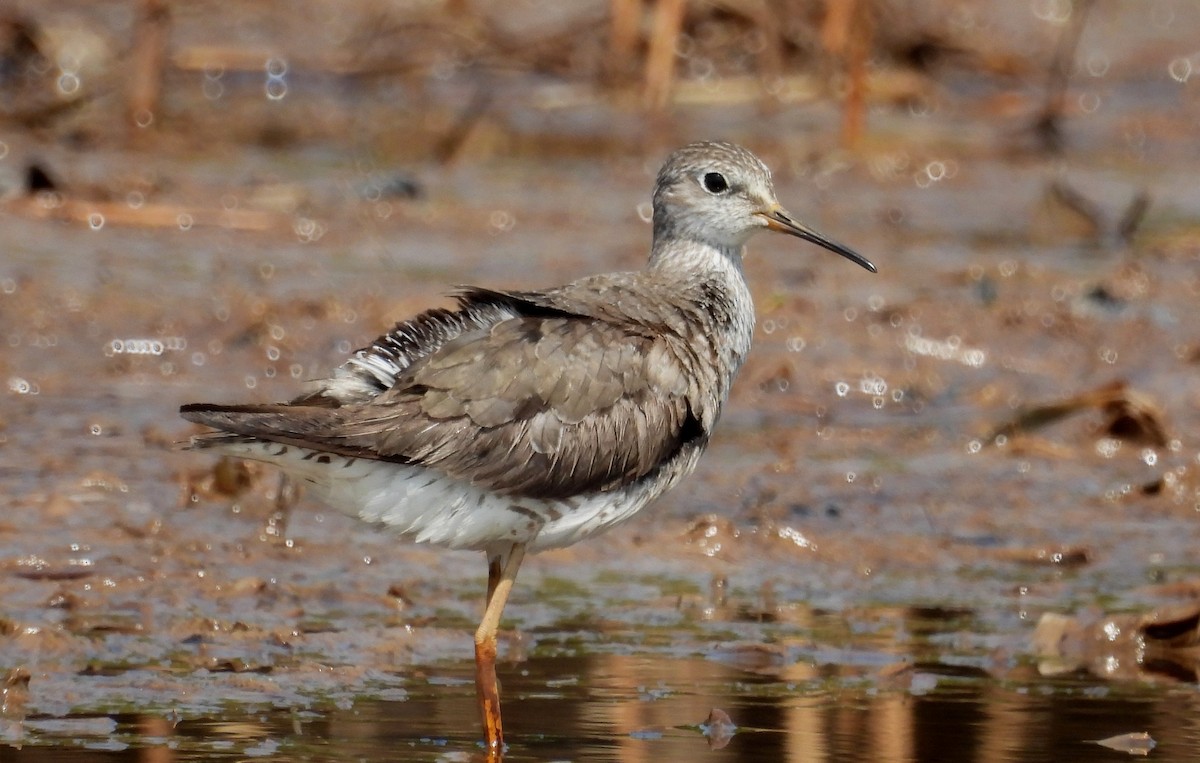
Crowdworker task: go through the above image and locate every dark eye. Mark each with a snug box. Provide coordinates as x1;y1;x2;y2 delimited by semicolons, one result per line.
702;172;729;194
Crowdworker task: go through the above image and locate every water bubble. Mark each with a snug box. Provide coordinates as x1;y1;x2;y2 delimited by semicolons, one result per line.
126;191;145;209
687;56;714;80
88;213;105;230
133;109;154;128
294;217;326;242
37;190;64;209
191;352;206;366
8;376;36;394
859;375;888;395
907;98;934;118
1096;438;1121;459
673;33;695;58
1152;3;1175;27
265;77;287;100
258;262;275;279
489;210;516;232
1086;54;1110;77
57;72;81;95
872;396;885;409
966;439;982;454
1141;448;1158;467
202;77;224;100
1031;0;1073;24
762;319;777;335
961;349;986;367
289;364;303;378
265;58;288;101
1;278;16;294
1168;57;1192;83
266;345;281;361
786;336;806;353
430;57;457;81
1078;92;1101;114
243;375;257;389
834;381;850;397
843;307;858;322
1098;347;1118;364
177;213;194;231
335;339;352;354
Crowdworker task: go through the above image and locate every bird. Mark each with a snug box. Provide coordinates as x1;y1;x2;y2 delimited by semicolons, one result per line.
179;141;876;756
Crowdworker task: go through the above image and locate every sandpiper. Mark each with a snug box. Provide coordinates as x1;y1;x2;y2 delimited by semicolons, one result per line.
180;141;875;755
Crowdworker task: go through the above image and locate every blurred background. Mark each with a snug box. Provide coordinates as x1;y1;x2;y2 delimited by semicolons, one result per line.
1;1;1199;760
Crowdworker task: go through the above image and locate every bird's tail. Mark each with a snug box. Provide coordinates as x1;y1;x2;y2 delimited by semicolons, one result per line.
179;403;341;449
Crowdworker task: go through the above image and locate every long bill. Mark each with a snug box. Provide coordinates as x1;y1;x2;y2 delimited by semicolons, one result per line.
760;207;877;273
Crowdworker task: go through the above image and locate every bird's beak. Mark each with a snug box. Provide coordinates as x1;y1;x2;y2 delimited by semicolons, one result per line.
759;206;877;273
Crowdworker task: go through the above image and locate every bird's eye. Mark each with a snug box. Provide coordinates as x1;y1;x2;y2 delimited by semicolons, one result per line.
702;172;730;194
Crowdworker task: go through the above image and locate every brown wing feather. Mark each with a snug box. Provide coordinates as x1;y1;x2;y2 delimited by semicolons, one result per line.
340;316;703;498
184;313;707;500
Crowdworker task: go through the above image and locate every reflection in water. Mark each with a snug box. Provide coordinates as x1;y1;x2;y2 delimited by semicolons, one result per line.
4;653;1198;761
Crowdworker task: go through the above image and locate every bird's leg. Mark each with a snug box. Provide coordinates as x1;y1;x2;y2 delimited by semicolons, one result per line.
475;542;526;757
268;472;298;543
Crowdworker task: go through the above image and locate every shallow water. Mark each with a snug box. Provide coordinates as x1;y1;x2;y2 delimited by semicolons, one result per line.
6;654;1200;761
3;1;1200;760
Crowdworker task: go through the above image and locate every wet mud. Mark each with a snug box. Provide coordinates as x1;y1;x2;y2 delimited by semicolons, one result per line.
2;1;1200;760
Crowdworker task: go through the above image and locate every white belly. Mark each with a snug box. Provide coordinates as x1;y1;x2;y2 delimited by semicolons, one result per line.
211;441;701;553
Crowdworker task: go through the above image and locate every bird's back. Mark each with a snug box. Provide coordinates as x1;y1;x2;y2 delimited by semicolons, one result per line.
182;267;749;501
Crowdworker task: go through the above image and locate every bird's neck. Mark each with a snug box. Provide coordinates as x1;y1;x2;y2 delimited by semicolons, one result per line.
646;235;745;278
647;236;756;392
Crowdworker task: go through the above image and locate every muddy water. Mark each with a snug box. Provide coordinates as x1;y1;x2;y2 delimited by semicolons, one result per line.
4;3;1200;761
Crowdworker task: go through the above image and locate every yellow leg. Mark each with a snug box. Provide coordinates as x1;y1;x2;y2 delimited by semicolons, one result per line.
475;543;526;757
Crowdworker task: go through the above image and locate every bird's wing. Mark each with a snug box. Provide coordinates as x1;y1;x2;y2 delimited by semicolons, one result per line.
183;311;709;499
296;290;536;405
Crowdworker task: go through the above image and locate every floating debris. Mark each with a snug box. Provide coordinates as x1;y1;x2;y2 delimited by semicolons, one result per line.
1094;731;1156;756
699;708;736;750
1035;602;1200;681
988;380;1168;447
